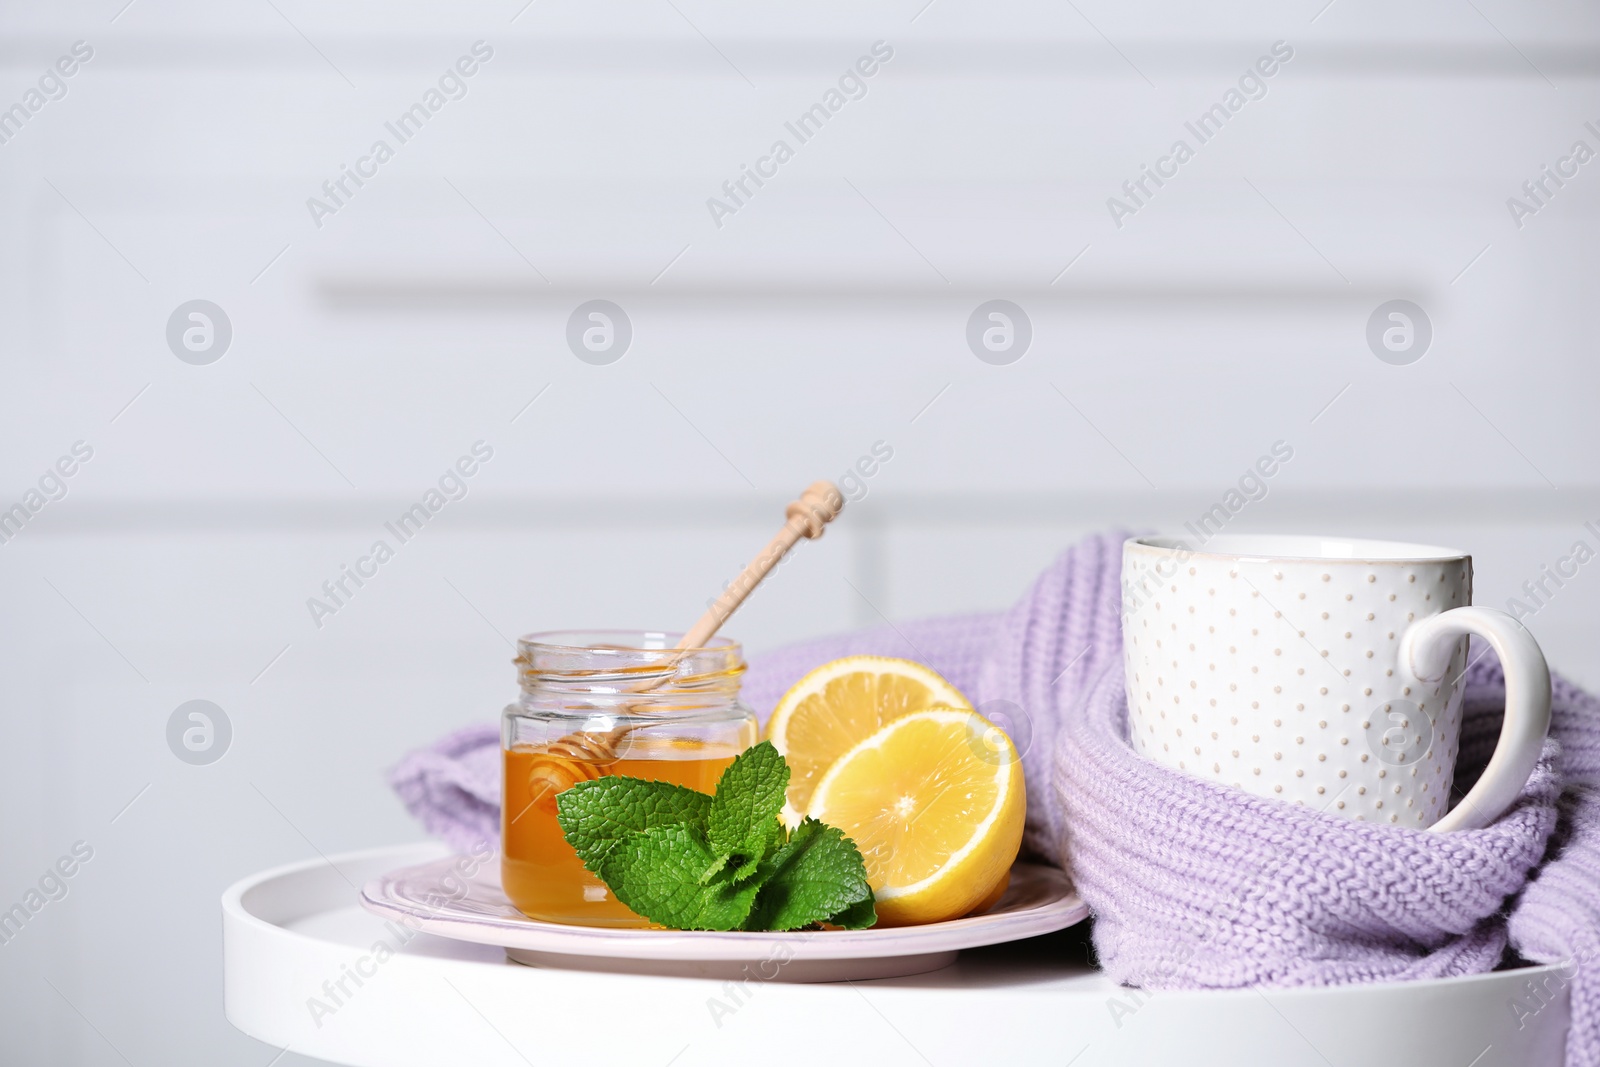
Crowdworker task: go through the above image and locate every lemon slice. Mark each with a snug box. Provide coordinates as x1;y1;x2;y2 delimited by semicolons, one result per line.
765;655;972;817
808;708;1025;927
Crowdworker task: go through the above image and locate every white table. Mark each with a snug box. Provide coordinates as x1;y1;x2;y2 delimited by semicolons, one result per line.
224;844;1570;1067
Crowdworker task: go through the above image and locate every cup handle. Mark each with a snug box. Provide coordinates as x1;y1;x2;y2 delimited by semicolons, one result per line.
1399;606;1552;832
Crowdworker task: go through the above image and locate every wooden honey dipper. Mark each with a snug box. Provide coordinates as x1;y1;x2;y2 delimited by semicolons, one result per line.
676;480;846;652
520;481;846;813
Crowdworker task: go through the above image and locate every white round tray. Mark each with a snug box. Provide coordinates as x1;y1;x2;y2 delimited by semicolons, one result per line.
222;843;1571;1067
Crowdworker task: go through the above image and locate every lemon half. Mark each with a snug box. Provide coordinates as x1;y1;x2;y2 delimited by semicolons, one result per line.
764;655;971;817
807;708;1024;927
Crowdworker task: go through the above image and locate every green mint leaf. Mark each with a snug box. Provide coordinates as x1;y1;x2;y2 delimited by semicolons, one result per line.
599;824;760;931
743;817;875;932
725;817;784;882
555;746;877;932
698;816;784;885
707;741;790;870
555;776;711;877
828;896;877;930
698;853;730;884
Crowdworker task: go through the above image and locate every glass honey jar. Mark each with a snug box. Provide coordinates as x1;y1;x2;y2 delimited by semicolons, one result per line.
501;631;759;927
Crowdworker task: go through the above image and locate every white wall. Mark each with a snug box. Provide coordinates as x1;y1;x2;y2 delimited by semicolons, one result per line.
1;2;1598;1063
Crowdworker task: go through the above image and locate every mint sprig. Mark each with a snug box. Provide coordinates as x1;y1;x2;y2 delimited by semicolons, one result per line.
705;740;788;883
555;741;876;932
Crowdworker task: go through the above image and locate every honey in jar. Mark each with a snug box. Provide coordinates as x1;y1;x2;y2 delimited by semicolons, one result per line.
500;631;757;927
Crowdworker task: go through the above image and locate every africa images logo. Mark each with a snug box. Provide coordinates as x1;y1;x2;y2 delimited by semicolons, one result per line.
0;41;94;148
1105;41;1294;229
305;42;494;229
704;41;894;229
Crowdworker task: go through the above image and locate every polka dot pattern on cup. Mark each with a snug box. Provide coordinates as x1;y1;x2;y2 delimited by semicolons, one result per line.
1123;543;1472;826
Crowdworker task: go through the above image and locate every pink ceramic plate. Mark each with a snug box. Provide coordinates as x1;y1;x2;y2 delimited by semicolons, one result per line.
359;857;1086;982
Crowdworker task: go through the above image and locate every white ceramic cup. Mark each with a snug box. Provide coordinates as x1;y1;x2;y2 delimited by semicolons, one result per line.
1121;535;1551;831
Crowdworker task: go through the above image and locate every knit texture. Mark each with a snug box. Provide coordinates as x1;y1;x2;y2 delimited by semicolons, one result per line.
389;531;1600;1066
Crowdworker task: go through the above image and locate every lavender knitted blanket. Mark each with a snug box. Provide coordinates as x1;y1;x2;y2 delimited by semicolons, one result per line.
391;532;1600;1065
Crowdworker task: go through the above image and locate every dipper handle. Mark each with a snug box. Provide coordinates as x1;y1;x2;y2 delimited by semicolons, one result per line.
676;481;844;650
